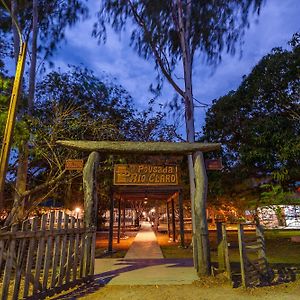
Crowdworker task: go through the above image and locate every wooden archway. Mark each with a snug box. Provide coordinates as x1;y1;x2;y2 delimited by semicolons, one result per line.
57;140;220;275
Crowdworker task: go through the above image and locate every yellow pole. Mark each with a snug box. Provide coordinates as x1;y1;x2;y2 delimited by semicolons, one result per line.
0;42;27;208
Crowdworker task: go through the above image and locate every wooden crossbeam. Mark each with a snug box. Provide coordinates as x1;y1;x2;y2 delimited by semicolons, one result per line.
56;140;221;155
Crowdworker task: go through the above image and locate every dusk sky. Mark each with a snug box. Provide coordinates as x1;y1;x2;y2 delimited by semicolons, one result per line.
28;0;300;133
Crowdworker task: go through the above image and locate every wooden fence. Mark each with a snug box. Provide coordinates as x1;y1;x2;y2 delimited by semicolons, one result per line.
238;223;274;287
0;211;96;300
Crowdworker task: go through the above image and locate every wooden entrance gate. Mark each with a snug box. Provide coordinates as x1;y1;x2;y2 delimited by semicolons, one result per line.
59;140;220;275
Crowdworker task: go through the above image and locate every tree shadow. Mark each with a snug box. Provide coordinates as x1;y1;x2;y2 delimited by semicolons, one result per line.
230;262;300;288
36;258;195;300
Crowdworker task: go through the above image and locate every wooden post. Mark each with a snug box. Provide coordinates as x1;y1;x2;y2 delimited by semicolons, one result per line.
238;223;247;287
108;194;114;253
117;199;121;244
166;202;170;238
178;191;185;247
217;222;225;271
171;198;176;242
193;151;211;275
122;199;126;236
222;224;231;279
83;151;100;228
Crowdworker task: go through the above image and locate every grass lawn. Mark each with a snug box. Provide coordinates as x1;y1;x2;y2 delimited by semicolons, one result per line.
157;229;300;267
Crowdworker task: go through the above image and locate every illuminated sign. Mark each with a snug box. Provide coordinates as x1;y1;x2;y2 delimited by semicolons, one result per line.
65;159;84;171
114;164;179;185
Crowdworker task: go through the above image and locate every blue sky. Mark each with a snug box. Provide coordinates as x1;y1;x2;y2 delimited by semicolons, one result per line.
29;0;300;135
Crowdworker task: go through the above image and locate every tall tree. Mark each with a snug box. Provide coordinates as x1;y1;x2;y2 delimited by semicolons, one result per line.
4;66;176;224
204;37;300;178
1;0;88;210
204;34;300;216
94;0;264;274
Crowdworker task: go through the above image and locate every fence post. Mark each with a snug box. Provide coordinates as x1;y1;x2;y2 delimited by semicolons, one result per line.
238;223;247;287
217;222;225;271
222;223;231;279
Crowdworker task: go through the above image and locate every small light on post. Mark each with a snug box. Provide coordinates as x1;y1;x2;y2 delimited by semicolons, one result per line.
75;207;81;219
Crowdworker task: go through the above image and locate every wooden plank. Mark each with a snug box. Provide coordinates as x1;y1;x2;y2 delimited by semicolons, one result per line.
33;214;48;294
217;222;225;271
12;220;29;300
56;140;221;155
83;231;92;277
72;217;81;281
65;217;75;283
243;237;259;243
90;229;96;276
23;217;38;298
238;224;247;288
245;241;262;247
2;224;18;300
51;211;62;288
42;212;55;290
79;223;86;278
222;224;231;280
58;214;69;286
33;214;47;293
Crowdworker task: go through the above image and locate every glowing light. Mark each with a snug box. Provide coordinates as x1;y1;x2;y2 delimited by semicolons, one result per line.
75;207;81;213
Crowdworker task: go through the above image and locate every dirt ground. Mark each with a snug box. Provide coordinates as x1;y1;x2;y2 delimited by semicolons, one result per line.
51;274;300;300
48;229;300;300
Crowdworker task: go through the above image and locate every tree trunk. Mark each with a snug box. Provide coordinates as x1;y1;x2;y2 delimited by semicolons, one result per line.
176;0;210;274
194;151;211;275
83;151;100;228
13;0;39;214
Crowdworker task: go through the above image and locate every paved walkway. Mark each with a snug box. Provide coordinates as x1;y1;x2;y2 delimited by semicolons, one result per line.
124;221;164;259
94;221;198;285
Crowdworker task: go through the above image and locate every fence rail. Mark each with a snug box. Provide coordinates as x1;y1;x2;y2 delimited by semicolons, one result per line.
0;211;96;300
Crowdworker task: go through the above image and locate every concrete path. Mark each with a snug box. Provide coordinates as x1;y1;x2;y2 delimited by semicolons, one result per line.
94;258;198;285
94;221;198;285
124;221;163;259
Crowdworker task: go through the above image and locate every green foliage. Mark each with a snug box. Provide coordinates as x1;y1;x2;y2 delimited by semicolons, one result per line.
204;37;300;177
260;184;293;207
22;66;176;208
203;35;300;211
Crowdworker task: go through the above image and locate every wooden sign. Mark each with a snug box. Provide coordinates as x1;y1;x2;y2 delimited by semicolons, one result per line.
65;159;84;171
114;164;179;186
205;158;223;170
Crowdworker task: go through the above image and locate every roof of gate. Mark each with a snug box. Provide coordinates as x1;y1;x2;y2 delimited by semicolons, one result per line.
56;140;220;155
